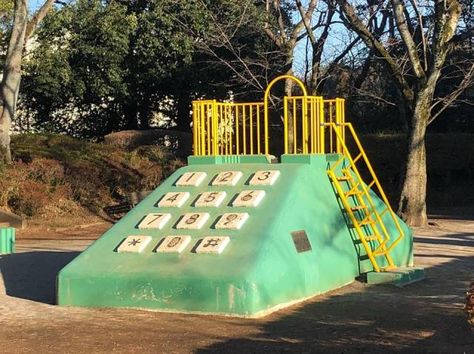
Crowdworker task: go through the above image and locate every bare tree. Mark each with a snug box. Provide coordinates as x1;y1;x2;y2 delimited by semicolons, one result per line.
335;0;473;226
0;0;55;162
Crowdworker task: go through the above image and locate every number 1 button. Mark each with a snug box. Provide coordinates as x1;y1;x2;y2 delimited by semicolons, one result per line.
249;170;280;185
176;172;207;186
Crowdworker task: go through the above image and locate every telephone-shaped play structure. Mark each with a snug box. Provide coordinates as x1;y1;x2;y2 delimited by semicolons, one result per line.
58;75;423;317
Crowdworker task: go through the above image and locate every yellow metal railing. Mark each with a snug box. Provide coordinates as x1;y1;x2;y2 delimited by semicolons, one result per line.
192;75;346;156
324;122;405;271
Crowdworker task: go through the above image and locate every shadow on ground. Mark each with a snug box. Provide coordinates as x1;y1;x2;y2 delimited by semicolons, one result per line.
196;235;474;353
0;251;79;304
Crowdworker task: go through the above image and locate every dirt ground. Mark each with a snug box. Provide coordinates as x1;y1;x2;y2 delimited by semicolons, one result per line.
0;216;473;354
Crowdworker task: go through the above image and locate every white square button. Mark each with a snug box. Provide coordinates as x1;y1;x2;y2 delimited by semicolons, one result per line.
158;192;190;207
215;213;249;230
176;172;207;186
138;213;172;229
156;235;191;253
249;170;280;185
194;191;227;207
195;236;230;254
117;235;152;253
176;213;210;229
212;171;243;186
232;190;266;207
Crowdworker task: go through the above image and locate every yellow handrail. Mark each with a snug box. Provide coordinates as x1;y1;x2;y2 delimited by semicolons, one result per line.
324;122;405;257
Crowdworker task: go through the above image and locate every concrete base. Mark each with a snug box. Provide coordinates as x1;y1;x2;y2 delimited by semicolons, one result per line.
365;267;425;287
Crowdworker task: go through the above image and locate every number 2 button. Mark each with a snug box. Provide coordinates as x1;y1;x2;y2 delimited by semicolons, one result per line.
212;171;243;186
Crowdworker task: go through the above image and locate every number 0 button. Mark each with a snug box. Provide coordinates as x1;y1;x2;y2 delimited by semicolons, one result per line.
176;213;210;229
249;170;280;185
232;190;266;207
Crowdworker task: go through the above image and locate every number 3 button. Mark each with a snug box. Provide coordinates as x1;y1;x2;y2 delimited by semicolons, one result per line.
249;170;280;185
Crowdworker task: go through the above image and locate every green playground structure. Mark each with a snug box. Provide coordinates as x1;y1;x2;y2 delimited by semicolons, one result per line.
57;75;423;317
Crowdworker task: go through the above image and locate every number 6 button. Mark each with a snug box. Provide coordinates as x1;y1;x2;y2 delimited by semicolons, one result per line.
232;190;266;207
176;213;210;229
249;170;280;185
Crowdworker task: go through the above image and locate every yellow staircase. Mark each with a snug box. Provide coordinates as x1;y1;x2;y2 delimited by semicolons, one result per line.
324;122;405;272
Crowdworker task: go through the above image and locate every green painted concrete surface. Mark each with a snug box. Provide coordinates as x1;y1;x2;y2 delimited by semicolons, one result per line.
57;154;415;317
0;227;15;254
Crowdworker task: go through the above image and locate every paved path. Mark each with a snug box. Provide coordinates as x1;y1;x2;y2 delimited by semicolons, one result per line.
0;219;473;353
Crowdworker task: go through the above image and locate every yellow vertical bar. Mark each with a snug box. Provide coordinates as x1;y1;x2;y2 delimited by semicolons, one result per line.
309;97;316;154
243;105;247;155
319;98;325;154
236;105;240;155
284;97;288;154
200;103;205;155
293;98;297;154
302;97;308;154
226;105;230;155
192;103;197;155
257;105;261;154
249;105;254;155
229;106;234;155
213;101;218;155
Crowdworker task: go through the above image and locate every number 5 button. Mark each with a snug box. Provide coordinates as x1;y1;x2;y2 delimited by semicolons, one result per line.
195;191;227;207
249;170;280;185
232;190;265;207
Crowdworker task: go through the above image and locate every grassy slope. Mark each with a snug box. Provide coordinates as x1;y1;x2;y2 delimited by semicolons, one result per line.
0;134;184;226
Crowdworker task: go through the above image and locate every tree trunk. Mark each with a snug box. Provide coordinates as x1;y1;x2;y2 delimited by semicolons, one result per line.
175;93;192;132
397;84;436;226
0;0;28;163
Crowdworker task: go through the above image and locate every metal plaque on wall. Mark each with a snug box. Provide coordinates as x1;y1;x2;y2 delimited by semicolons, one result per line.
291;230;312;253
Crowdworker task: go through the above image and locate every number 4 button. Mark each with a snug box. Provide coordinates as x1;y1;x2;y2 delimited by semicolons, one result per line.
158;192;190;207
249;170;280;185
